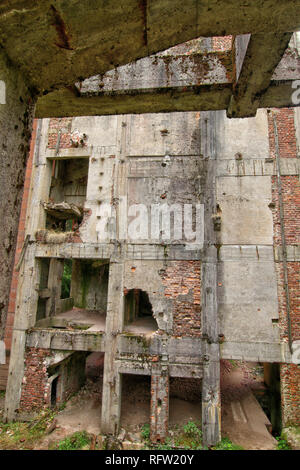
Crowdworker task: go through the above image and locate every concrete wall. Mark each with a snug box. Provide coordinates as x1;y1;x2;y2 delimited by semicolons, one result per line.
5;106;300;436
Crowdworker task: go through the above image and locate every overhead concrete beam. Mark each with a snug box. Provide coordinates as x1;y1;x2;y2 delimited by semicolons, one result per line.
36;49;233;118
0;1;300;92
227;32;293;118
36;41;300;118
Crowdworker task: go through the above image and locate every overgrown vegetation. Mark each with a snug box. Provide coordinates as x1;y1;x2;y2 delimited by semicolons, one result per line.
276;435;291;450
212;437;244;450
55;431;91;450
141;423;150;440
0;409;56;450
141;420;242;451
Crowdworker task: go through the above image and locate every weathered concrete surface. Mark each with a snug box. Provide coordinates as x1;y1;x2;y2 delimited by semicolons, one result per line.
101;261;124;435
216;176;273;245
228;33;293;117
0;50;35;338
4;245;40;421
1;1;299;93
36;38;300;118
4;108;299;439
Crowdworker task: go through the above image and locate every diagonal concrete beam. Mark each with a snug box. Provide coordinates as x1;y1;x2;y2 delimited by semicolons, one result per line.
36;49;234;117
227;32;294;118
36;38;300;119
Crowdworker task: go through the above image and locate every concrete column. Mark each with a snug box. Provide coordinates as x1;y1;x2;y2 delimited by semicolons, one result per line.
4;245;40;421
0;49;36;339
150;364;169;443
200;111;221;447
101;260;124;435
46;258;64;317
202;343;221;446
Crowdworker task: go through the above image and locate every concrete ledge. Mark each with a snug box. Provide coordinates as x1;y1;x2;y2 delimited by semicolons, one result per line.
26;329;105;352
221;340;293;363
216;158;300;177
274;245;300;262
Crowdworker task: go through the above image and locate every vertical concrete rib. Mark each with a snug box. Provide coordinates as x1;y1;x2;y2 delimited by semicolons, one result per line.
101;259;124;435
200;111;221;446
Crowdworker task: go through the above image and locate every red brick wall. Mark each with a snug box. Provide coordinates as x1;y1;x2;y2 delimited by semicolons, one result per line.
19;348;51;412
47;117;73;149
268;108;300;426
267;108;297;159
271;176;300;246
161;261;201;337
212;36;233;51
280;363;300;426
19;348;86;412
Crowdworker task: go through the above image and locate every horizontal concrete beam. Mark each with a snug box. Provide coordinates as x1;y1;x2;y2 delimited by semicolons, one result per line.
26;328;297;363
26;328;105;352
221;340;293;363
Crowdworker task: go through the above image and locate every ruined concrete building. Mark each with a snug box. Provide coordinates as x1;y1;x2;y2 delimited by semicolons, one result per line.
0;4;299;448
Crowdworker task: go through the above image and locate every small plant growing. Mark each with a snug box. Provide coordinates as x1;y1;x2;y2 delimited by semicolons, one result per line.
213;437;244;450
155;437;173;450
141;423;150;440
183;420;202;439
57;431;91;450
276;436;290;450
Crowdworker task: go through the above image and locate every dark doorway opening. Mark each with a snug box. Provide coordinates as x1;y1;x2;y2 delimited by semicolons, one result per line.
124;289;158;334
51;376;59;407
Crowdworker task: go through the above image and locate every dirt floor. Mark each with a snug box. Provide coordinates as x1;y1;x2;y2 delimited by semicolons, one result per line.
0;357;278;450
221;360;277;450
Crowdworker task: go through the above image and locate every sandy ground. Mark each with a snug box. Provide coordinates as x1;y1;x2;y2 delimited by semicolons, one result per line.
57;308;106;332
221;360;277;450
0;356;277;450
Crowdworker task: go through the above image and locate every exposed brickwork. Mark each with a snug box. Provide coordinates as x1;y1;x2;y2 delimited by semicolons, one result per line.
280;363;300;426
19;348;51;412
47;117;73;149
275;263;300;343
212;36;233;51
267;108;297;159
19;349;86;412
170;377;202;402
161;261;201;337
150;371;169;442
271;176;300;246
269;107;300;426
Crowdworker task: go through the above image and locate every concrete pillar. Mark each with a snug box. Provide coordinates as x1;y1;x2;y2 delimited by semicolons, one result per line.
101;260;124;435
4;246;40;421
150;364;169;442
201;262;221;447
0;49;36;339
200;111;221;447
46;258;64;316
202;344;221;447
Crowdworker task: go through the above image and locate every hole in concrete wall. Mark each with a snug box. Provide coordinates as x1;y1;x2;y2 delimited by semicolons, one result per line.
123;289;158;335
45;352;104;434
35;257;109;331
169;377;202;427
121;374;151;431
44;158;88;232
